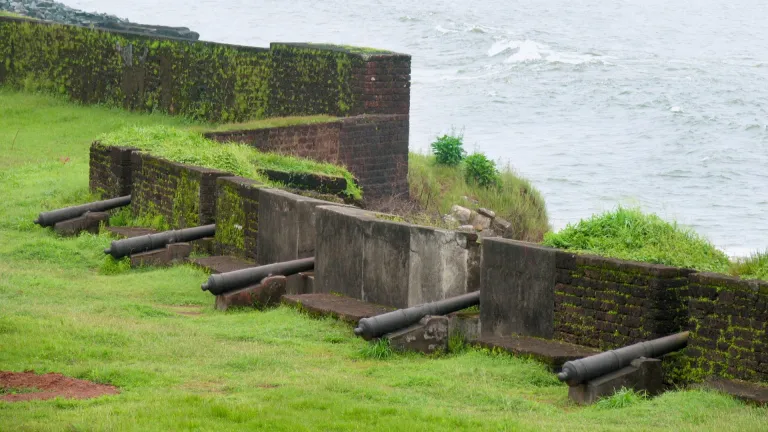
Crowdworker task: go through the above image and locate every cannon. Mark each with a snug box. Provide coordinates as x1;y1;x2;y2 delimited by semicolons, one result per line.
557;331;689;386
201;257;315;295
34;195;131;227
353;291;480;340
104;224;216;259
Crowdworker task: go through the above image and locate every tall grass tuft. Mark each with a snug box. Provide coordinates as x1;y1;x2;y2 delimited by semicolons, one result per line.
542;207;732;273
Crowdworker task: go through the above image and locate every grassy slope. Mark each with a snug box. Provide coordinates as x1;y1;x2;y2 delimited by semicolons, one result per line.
1;90;767;430
409;153;550;242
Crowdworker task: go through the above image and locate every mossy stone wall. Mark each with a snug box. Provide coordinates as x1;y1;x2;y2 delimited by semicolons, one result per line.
130;152;231;229
213;176;264;260
0;17;411;122
554;252;693;350
89;142;136;199
686;273;768;383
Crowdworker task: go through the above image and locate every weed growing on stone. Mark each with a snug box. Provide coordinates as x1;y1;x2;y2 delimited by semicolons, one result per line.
594;387;647;409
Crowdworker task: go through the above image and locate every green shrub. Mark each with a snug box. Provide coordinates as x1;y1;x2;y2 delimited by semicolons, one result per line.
464;152;500;188
430;133;465;166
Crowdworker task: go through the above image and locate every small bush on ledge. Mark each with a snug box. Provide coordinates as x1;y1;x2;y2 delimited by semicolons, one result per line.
430;133;466;166
464;152;501;188
98;125;362;200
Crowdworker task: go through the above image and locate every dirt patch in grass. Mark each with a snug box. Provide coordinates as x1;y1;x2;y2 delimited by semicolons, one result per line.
0;371;119;402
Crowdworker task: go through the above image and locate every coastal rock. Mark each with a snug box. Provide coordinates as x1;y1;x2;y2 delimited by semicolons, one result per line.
450;205;472;225
491;217;512;236
0;0;200;40
471;213;492;231
478;208;496;219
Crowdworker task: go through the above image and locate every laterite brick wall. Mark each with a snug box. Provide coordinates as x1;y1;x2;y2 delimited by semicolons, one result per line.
687;273;768;382
130;152;231;229
206;114;409;199
88;143;136;199
554;252;693;350
213;176;264;260
0;18;411;122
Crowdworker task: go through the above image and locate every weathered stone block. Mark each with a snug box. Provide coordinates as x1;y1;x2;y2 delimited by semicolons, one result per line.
387;315;449;354
130;243;192;268
568;357;663;405
257;188;343;265
214;276;287;311
480;239;556;338
314;206;480;309
53;212;109;236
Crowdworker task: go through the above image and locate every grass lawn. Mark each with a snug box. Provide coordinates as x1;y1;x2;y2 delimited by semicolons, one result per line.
1;89;767;430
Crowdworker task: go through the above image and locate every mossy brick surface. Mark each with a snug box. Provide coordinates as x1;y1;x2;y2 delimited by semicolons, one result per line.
130;152;231;229
206;114;409;200
0;18;410;122
213;176;265;260
88;142;136;199
687;272;768;384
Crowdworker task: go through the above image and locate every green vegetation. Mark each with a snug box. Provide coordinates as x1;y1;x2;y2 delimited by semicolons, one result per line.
409;152;549;242
98;125;362;200
542;207;768;280
194;115;337;133
464;152;501;188
730;250;768;280
1;88;768;431
430;133;466;166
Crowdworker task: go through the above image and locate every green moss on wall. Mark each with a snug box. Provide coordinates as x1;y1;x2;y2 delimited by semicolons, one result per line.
173;172;200;228
214;182;246;253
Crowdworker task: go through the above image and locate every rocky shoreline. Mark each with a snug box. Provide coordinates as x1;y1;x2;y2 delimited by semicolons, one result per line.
0;0;199;40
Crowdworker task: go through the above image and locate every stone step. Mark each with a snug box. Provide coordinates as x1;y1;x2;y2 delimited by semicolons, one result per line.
188;255;258;274
106;226;158;238
473;335;601;370
281;293;394;324
700;378;768;406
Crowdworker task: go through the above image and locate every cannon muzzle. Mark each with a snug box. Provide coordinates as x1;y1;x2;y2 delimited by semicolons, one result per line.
105;224;216;259
201;257;315;295
35;195;131;227
557;331;689;386
354;291;480;340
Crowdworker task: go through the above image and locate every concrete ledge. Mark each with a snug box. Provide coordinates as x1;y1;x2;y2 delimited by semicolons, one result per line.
281;293;394;324
473;335;601;371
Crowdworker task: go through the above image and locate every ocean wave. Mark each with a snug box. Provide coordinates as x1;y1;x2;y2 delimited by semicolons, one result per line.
487;39;606;65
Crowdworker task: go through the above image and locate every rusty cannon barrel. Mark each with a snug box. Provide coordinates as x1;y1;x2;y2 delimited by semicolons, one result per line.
34;195;131;227
354;291;480;340
104;224;216;259
201;257;315;295
556;331;689;386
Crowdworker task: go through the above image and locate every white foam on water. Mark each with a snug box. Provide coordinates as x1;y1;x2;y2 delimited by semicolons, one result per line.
487;39;605;65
